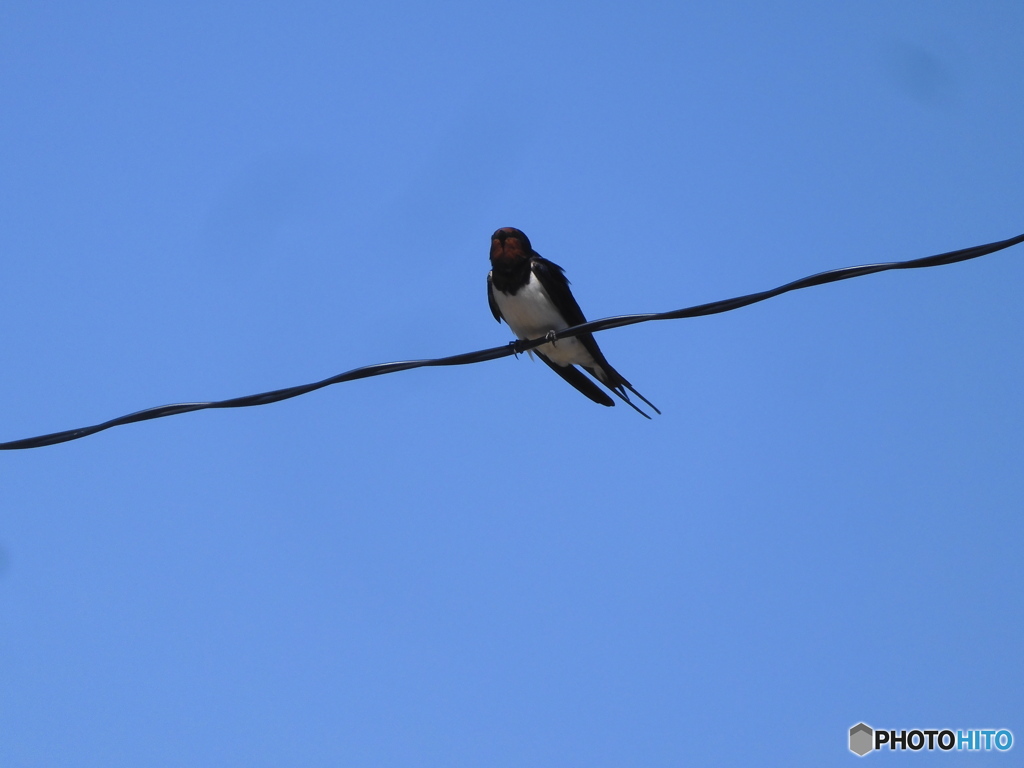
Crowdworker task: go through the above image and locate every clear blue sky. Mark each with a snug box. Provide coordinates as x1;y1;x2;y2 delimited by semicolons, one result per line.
2;2;1022;765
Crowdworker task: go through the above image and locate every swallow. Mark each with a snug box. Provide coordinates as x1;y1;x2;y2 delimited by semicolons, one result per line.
487;227;660;418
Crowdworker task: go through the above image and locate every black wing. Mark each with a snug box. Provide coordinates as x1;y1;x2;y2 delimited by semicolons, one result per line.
486;273;502;323
537;354;615;407
530;256;625;385
529;257;586;325
531;256;661;417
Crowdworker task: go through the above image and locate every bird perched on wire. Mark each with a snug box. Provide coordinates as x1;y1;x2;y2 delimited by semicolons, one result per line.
487;226;659;418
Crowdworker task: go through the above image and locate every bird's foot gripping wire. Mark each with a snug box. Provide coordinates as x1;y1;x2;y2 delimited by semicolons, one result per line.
544;330;558;346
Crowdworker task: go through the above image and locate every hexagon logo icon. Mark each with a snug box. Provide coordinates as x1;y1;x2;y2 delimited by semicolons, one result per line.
850;723;874;756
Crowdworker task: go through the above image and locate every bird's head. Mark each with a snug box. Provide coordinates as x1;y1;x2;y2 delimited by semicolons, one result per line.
490;227;533;269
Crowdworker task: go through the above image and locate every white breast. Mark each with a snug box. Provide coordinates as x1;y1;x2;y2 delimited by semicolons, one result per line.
491;271;597;369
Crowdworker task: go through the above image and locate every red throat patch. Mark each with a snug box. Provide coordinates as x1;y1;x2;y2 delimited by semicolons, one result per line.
490;230;529;267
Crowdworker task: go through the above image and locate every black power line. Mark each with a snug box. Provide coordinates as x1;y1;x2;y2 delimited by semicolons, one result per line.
3;231;1022;451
